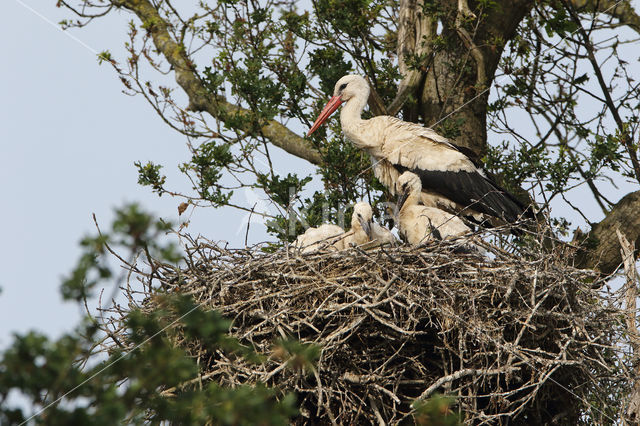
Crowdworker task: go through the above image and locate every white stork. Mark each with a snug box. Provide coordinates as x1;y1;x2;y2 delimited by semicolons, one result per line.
293;224;345;253
343;202;373;248
307;75;532;228
344;202;396;248
293;202;395;253
396;171;471;246
370;220;396;247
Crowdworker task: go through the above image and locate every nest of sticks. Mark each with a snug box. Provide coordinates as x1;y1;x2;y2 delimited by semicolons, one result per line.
106;234;632;425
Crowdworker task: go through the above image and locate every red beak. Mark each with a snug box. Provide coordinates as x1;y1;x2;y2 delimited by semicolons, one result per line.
307;95;343;136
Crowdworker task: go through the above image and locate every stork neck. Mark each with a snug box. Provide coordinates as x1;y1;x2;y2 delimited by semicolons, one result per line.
340;94;367;135
404;190;422;210
349;223;368;245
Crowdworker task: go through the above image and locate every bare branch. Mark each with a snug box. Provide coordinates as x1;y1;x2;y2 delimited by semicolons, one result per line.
569;0;640;34
562;0;640;183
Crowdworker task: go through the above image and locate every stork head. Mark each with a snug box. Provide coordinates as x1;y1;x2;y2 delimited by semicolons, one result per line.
331;75;370;102
396;172;422;210
352;201;373;239
307;75;370;136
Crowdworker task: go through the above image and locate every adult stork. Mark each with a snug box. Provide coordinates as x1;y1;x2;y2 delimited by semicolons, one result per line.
307;75;532;228
396;172;471;246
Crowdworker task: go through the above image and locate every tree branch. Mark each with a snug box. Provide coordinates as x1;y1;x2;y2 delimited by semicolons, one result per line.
455;0;486;88
574;190;640;275
617;230;640;423
568;0;640;34
562;0;640;184
110;0;323;165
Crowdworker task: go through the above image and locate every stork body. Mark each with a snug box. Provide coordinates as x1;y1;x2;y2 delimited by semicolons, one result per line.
396;172;471;246
343;202;373;248
370;222;396;247
293;224;345;253
343;202;397;248
308;75;531;226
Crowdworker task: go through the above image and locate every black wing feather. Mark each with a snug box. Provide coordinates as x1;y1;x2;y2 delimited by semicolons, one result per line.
395;164;531;223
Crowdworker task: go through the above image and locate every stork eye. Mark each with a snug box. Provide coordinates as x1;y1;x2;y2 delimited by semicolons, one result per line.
339;83;347;91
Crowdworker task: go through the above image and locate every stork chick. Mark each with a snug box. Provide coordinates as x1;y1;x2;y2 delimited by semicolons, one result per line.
370;221;396;247
293;224;345;253
344;202;396;248
343;202;372;248
396;171;471;246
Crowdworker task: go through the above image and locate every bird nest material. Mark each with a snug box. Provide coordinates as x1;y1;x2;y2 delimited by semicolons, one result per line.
108;235;631;425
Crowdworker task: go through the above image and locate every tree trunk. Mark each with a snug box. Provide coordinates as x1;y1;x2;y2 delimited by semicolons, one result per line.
397;0;534;159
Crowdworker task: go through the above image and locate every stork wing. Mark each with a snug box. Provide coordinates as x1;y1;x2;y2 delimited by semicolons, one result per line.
369;116;531;223
395;164;529;223
377;117;478;173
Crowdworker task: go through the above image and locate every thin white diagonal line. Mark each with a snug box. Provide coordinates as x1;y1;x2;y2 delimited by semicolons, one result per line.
19;299;204;425
12;0;99;55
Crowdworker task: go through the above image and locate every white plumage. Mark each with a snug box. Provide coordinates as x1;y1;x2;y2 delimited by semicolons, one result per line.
396;171;471;246
293;224;345;253
343;202;396;248
370;222;396;247
292;202;395;253
343;202;373;248
308;75;531;227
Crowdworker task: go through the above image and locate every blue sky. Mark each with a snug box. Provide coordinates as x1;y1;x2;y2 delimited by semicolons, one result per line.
0;0;277;347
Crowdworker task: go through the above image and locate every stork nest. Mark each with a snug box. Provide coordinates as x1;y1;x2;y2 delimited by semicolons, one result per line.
105;235;631;425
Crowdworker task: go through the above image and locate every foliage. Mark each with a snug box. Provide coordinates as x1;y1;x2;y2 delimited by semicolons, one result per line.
0;296;298;425
0;209;300;425
60;203;180;302
487;1;640;219
413;393;462;426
